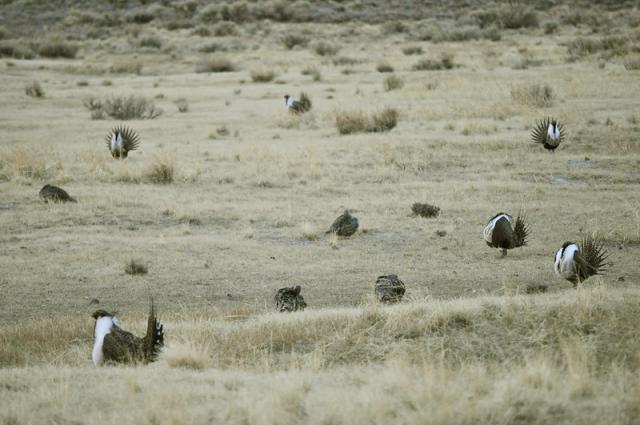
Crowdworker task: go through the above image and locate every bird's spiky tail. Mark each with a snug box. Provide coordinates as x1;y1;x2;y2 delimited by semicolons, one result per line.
577;235;609;281
144;298;164;362
513;212;529;248
298;92;312;112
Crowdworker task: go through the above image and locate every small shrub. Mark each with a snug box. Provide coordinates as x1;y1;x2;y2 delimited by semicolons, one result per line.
281;33;309;49
624;56;640;70
124;259;148;275
139;36;162;49
175;98;189;113
313;41;339;56
110;60;143;74
25;81;44;98
336;108;399;135
250;68;275;82
84;95;162;120
192;27;211;37
383;75;404;91
411;202;440;218
199;42;227;53
544;22;559;34
199;4;221;23
402;46;423;55
163;342;209;370
213;22;237;37
412;53;455;71
146;156;174;184
76;80;89;87
38;41;78;59
0;42;35;59
196;56;235;73
382;21;408;34
101;80;113;86
132;12;154;24
301;65;321;81
511;83;554;108
333;56;361;66
377;62;394;73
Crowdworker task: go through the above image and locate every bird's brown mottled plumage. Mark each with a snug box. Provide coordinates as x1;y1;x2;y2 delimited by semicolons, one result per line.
274;285;307;312
375;274;406;304
39;184;77;203
483;212;529;257
326;211;359;237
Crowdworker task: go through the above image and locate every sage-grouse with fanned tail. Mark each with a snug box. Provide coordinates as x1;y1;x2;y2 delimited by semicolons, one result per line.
375;274;406;304
531;117;565;152
284;93;312;114
483;212;529;257
554;236;609;286
105;125;140;159
39;184;77;203
326;211;359;237
274;285;307;312
91;300;164;365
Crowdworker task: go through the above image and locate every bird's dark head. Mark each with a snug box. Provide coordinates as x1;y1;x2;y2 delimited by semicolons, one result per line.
92;309;115;320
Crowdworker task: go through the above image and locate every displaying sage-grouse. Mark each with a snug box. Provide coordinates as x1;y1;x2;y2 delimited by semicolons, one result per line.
483;212;529;257
105;125;140;159
274;285;307;312
326;211;359;237
554;236;609;287
284;93;312;114
91;301;164;365
39;184;76;203
375;274;406;304
531;118;565;152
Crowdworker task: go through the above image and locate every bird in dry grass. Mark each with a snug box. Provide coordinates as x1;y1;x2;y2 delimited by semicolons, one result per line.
326;211;359;237
375;274;406;304
483;212;529;257
554;236;609;287
105;125;140;159
39;184;76;203
284;93;312;114
91;300;164;365
532;117;565;151
411;202;440;218
274;285;307;312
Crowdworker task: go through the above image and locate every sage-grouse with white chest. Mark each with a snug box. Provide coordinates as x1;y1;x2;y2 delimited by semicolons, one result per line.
105;125;140;159
275;285;307;312
284;93;312;114
375;274;406;304
554;236;609;287
91;301;164;365
326;211;359;237
483;212;529;257
531;117;565;152
39;184;77;203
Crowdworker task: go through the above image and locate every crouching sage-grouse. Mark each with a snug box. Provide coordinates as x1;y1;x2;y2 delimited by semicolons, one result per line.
92;301;164;365
554;235;609;287
532;117;565;152
326;211;359;237
284;93;312;114
275;285;307;312
375;274;406;304
39;184;76;203
483;212;529;257
105;125;140;159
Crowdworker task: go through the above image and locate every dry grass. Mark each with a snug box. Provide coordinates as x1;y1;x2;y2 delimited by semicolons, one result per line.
511;83;554;107
124;259;148;275
383;75;404;91
83;95;162;120
1;2;640;423
336;108;399;134
412;53;456;70
196;56;235;73
250;68;276;82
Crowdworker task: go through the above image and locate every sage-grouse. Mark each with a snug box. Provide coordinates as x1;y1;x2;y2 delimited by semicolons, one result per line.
554;236;609;286
483;212;529;257
532;118;565;152
105;125;140;159
274;285;307;312
284;93;312;114
39;184;76;203
326;211;359;237
375;274;406;304
91;301;164;365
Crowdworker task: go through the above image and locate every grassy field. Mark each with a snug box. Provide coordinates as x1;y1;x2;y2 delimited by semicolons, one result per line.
1;0;640;423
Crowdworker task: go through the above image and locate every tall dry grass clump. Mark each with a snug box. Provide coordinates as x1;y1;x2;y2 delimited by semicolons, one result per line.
336;108;399;135
0;148;48;180
145;156;175;184
196;56;235;73
83;95;162;120
37;41;79;58
250;68;276;82
383;75;404;91
124;259;148;275
511;83;554;107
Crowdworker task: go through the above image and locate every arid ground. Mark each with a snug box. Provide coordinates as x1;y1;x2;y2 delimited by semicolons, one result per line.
1;1;639;423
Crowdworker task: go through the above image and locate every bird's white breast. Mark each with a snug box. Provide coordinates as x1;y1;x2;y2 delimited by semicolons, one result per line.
286;96;295;108
483;214;511;243
555;244;578;278
92;316;115;366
